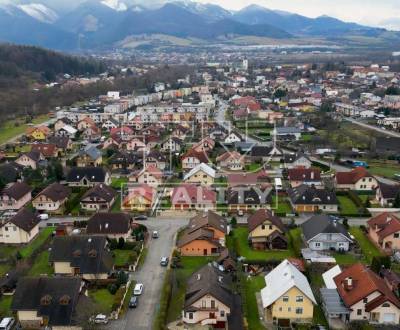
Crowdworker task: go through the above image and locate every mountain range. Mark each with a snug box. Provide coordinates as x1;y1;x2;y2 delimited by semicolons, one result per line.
0;0;399;51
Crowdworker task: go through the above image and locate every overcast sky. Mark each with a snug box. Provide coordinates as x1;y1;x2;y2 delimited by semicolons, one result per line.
2;0;400;29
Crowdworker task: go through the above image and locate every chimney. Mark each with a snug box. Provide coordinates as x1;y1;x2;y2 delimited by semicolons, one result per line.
197;274;201;281
311;171;314;180
344;277;353;290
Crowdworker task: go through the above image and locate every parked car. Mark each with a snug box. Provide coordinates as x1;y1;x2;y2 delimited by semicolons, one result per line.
134;283;144;295
38;213;49;220
152;231;159;238
0;317;15;330
160;257;169;267
135;215;147;221
129;296;138;308
92;314;108;324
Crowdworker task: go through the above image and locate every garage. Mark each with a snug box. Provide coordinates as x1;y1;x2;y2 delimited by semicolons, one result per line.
383;313;396;323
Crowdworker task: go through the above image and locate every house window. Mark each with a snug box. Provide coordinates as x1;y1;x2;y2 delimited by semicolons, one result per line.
283;296;289;302
296;296;303;302
188;313;193;320
269;225;273;230
288;307;291;312
220;310;225;317
261;225;265;230
279;307;282;312
315;242;321;247
363;298;368;303
382;303;390;307
357;309;362;315
394;233;399;238
295;308;303;314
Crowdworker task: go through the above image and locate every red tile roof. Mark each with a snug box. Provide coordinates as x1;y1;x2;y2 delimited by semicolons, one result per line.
181;149;209;163
171;184;216;204
333;263;400;309
368;212;400;241
336;167;372;184
30;144;57;157
288;168;321;181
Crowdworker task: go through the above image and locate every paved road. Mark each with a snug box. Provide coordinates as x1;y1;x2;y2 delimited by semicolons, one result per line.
112;217;188;330
344;117;400;138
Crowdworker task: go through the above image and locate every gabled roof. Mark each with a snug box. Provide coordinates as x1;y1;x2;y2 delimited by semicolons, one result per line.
86;212;131;235
185;264;233;310
177;228;219;248
7;208;40;233
261;259;317;308
79;146;102;161
35;183;70;202
216;151;243;162
48;136;70;149
49;235;113;275
11;277;82;327
183;163;216;181
1;182;31;200
378;182;400;199
226;171;270;187
368;213;400;241
31;144;57;158
334;263;400;309
81;184;117;203
66;167;107;183
247;209;286;233
181;149;209;163
171;184;216;204
288;185;338;205
301;215;352;242
19;150;42;162
336;167;374;185
288;168;321;182
187;211;228;235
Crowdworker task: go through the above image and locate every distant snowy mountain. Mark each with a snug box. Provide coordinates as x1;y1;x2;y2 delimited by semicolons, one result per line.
101;0;127;12
18;3;58;23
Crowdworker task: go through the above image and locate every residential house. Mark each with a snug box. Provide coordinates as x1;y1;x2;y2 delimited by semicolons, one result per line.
145;150;167;170
288;168;322;188
26;126;51;141
261;259;317;326
49;235;113;280
54;125;77;139
335;167;378;191
183;163;216;186
376;182;400;207
247;209;287;250
227;186;272;213
66;167;111;187
226;170;270;187
283;153;312;169
77;117;96;131
367;213;400;253
274;127;302;141
288;185;338;213
334;263;400;324
82;125;101;142
301;215;352;251
224;131;242;144
76;146;102;167
11;277;84;330
181;149;209;171
160;136;184;153
48;136;72;154
216;151;245;171
108;151;138;172
102;118;119;131
0;208;40;244
86;212;133;240
171;184;216;211
32;183;71;214
250;146;283;163
182;264;236;328
122;184;155;212
129;167;163;187
0;182;32;210
30;144;58;158
54;117;73;132
80;184;117;212
192;137;215;153
15;151;45;170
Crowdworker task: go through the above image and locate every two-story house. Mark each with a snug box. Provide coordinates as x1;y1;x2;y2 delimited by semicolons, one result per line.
86;212;133;241
66;167;111;187
288;185;339;213
183;163;216;186
367;213;400;253
216;151;245;171
80;184;117;212
0;182;32;210
0;208;40;244
181;149;209;171
32;183;71;214
336;167;378;191
288;168;322;188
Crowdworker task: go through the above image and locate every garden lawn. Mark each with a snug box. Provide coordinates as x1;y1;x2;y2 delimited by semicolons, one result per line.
349;227;383;263
89;289;114;314
19;227;54;259
166;256;215;323
337;195;359;214
113;249;135;267
242;275;265;330
111;195;121;212
28;250;54;276
0;295;12;318
271;196;293;215
232;227;297;261
367;163;400;179
111;177;128;189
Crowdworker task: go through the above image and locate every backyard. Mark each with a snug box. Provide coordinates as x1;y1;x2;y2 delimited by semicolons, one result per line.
271;196;293;215
28;251;54;276
242;275;265;330
19;227;55;259
89;289;115;314
349;227;383;264
337;195;360;215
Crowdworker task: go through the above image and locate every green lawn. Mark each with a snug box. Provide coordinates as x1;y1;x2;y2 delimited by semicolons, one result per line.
368;163;400;179
111;195;121;212
231;227;299;261
28;251;54;276
0;114;50;145
333;252;360;265
242;275;265;330
19;227;54;259
271;196;293;214
349;227;383;263
337;196;359;214
113;249;135;267
89;289;115;314
246;163;263;172
166;256;215;322
0;295;12;318
111;177;128;189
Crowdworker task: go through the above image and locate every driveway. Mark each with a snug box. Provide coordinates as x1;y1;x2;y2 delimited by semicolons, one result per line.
112;217;188;330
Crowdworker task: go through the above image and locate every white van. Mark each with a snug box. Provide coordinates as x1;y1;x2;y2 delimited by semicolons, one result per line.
0;317;15;330
134;283;144;295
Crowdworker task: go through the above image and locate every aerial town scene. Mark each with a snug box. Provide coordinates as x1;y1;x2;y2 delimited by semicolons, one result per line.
1;1;400;330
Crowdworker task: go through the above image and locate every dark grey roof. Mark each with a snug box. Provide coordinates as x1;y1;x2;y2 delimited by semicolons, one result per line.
185;264;233;310
301;214;351;241
2;182;31;200
8;208;40;232
227;187;272;206
250;146;273;157
48;136;70;150
66;167;107;183
288;185;338;205
81;184;117;203
0;162;22;183
376;137;400;153
11;277;82;327
36;183;70;202
49;236;113;275
108;151;138;165
378;182;400;199
79;146;102;161
187;211;228;235
320;288;350;315
21;150;42;162
86;212;131;235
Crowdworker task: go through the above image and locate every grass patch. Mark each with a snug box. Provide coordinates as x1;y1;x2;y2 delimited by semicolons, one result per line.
337;196;359;215
0;295;12;318
242;275;265;330
28;250;53;276
111;195;121;212
111;177;128;189
232;227;298;261
89;289;114;314
271;196;293;214
349;227;383;264
333;252;360;265
120;281;135;316
19;227;54;259
137;247;148;269
113;250;135;267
